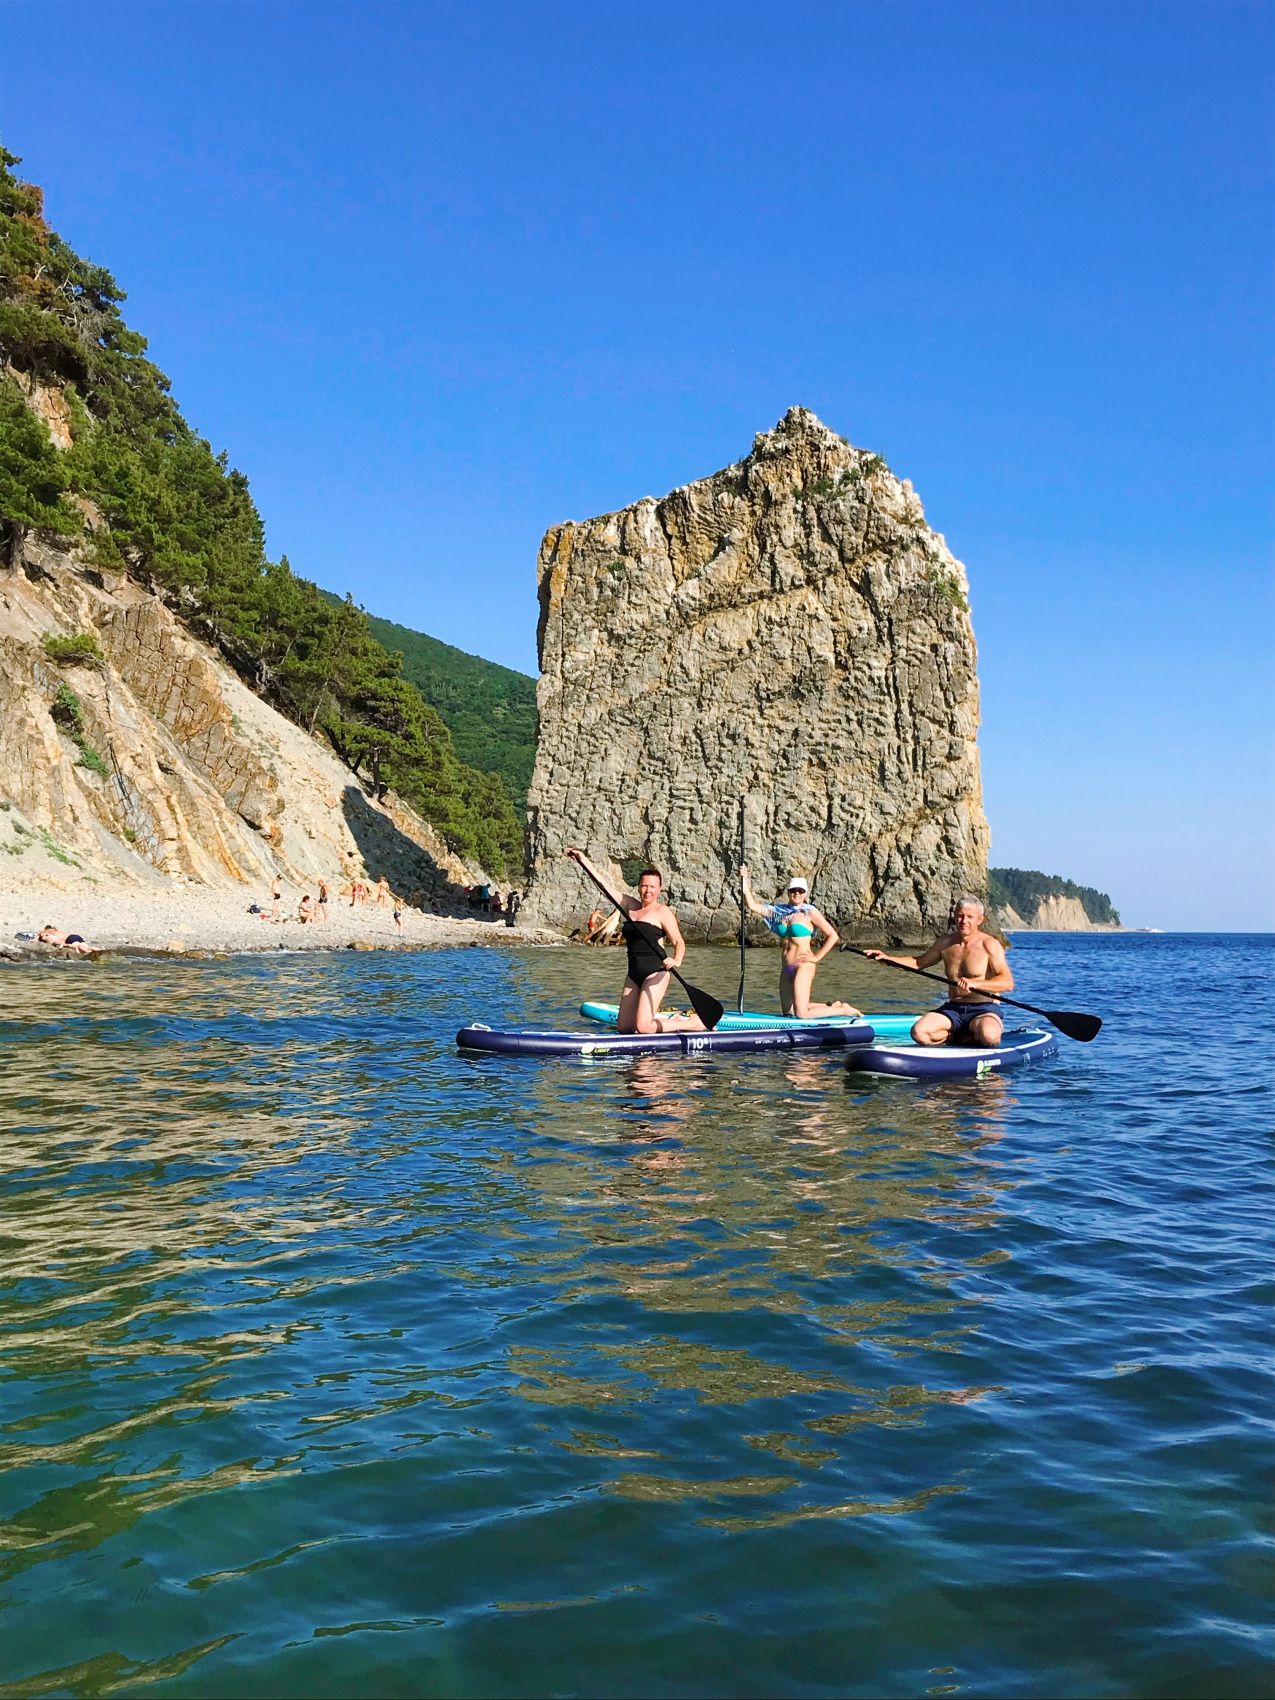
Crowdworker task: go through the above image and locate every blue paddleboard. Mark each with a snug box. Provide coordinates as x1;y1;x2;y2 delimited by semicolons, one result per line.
457;1021;876;1059
846;1028;1058;1080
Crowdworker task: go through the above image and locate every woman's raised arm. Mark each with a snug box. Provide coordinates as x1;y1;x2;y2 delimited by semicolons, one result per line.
739;864;771;921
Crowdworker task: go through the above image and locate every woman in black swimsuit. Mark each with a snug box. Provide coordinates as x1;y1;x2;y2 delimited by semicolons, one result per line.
565;849;703;1034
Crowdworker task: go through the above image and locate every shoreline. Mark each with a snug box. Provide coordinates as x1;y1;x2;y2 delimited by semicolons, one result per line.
0;882;564;962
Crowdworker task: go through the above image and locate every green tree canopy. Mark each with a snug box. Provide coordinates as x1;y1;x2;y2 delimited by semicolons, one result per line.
989;867;1120;926
0;149;522;876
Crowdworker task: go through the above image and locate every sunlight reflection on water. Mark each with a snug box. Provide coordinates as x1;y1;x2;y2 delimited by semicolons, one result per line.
0;937;1271;1698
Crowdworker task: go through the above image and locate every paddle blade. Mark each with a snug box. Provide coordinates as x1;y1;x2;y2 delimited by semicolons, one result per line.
685;981;725;1031
1047;1009;1102;1042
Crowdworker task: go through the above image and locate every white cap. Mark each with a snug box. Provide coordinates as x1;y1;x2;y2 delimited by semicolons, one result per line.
786;876;809;892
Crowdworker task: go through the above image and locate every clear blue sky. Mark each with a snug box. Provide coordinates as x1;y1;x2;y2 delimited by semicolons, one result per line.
3;1;1271;928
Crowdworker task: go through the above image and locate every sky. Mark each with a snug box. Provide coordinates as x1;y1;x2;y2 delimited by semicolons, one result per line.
2;0;1271;929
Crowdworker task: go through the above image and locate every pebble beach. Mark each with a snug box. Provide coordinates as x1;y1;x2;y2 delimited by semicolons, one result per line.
0;873;563;960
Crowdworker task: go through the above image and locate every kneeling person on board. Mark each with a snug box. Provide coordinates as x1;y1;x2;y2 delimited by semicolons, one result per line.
739;866;861;1020
565;849;703;1034
865;895;1011;1047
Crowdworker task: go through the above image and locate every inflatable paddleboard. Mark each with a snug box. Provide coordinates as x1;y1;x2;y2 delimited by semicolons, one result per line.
458;1021;875;1059
580;1000;916;1040
846;1028;1058;1080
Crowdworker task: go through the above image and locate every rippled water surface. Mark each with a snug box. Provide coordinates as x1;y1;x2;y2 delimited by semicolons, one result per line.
1;935;1271;1698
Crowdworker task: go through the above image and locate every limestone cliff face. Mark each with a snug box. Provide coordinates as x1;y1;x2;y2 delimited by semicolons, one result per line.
0;535;490;898
525;408;990;936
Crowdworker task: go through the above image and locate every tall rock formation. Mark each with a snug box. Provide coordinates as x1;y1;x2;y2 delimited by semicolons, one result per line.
525;408;990;937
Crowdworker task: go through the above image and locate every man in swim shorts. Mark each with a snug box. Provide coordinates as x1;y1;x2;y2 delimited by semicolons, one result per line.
36;926;95;956
865;895;1012;1047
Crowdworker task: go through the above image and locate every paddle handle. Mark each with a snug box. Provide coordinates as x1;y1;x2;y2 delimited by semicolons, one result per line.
848;947;1052;1023
570;852;627;922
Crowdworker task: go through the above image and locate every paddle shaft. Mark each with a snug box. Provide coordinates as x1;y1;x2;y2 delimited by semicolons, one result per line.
848;948;1100;1039
569;855;722;1026
736;797;747;1012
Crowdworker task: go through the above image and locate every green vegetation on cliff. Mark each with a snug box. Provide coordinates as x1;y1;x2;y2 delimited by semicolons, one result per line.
362;613;537;816
0;150;521;876
990;867;1121;926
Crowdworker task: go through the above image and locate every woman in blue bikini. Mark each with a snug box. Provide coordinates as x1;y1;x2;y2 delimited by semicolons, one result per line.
740;867;860;1020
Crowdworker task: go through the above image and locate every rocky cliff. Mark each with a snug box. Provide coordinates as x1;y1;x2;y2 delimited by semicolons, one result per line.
988;865;1121;931
525;408;990;936
997;896;1122;931
0;151;524;888
0;533;492;902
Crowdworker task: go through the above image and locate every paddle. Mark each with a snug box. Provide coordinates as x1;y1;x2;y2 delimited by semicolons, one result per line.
845;947;1102;1042
736;796;747;1013
568;853;725;1030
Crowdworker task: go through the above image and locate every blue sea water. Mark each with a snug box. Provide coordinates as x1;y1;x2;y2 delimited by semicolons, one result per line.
0;933;1271;1698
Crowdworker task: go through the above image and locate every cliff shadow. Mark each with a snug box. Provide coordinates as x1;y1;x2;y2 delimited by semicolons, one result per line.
340;785;461;910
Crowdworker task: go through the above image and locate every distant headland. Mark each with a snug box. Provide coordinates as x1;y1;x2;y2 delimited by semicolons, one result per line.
989;868;1122;932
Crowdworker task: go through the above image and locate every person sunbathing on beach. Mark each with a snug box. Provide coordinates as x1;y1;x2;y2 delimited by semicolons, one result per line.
37;926;95;956
297;894;316;924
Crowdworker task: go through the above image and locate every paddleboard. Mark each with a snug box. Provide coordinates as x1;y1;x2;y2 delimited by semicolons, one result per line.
846;1028;1058;1080
580;999;917;1041
457;1021;876;1059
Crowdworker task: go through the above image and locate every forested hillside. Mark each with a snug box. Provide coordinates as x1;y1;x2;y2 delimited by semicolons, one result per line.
0;150;521;875
990;867;1121;926
361;612;536;817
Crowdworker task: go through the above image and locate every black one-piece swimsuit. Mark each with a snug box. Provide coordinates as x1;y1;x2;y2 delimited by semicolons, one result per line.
622;915;667;984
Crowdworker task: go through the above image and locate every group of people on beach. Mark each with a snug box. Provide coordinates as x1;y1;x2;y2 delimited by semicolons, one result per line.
29;865;511;960
463;885;522;923
252;873;413;931
564;848;1012;1047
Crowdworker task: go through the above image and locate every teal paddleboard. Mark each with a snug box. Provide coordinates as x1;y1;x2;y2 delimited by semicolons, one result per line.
580;999;920;1040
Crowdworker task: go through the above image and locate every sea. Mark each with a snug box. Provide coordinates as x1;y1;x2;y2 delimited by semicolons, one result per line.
0;933;1270;1699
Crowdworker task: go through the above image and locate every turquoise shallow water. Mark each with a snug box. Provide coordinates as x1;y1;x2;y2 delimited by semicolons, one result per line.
0;933;1271;1698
